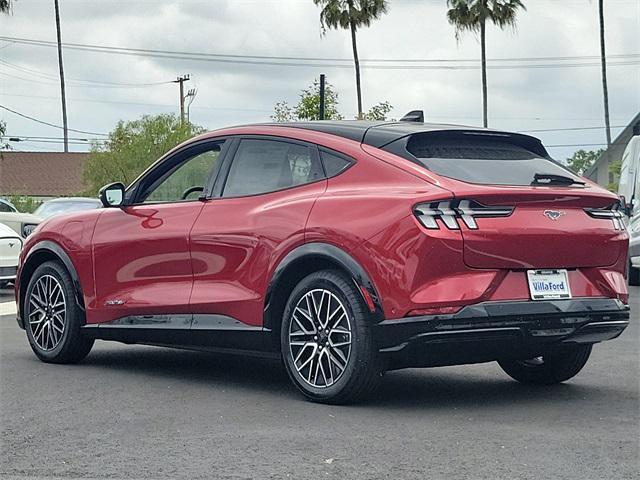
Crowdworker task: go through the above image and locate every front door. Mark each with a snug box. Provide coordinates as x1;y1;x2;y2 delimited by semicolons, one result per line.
90;141;226;324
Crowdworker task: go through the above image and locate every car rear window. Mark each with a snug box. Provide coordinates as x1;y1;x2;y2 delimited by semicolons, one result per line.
406;134;580;186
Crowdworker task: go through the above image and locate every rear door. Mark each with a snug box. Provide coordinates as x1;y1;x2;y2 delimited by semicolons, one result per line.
404;132;625;270
189;136;327;327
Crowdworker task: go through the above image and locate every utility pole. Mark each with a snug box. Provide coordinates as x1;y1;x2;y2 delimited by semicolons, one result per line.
599;0;612;150
54;0;68;152
174;74;190;123
319;74;326;121
185;88;197;123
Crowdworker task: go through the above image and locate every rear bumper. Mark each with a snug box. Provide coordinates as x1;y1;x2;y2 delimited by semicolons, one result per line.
375;298;630;369
0;266;17;281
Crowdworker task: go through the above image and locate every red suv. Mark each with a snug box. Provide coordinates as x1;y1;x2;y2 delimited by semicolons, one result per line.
15;121;630;403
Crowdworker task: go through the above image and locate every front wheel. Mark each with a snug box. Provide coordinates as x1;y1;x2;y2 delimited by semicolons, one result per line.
24;261;94;364
498;345;592;385
281;270;382;404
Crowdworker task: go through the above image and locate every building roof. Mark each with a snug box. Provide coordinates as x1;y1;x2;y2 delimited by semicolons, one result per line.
585;111;640;181
0;151;90;197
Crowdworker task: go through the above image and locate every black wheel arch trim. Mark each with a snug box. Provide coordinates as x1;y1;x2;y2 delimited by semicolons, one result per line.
264;242;384;329
18;240;85;328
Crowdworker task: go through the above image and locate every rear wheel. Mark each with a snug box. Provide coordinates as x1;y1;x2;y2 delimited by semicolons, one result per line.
281;270;382;404
24;261;93;364
629;262;640;286
498;345;592;385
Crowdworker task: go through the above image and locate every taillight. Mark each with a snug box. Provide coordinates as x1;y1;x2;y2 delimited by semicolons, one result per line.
584;204;625;230
414;199;513;230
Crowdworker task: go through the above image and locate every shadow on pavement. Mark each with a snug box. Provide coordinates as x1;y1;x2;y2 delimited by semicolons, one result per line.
81;345;607;409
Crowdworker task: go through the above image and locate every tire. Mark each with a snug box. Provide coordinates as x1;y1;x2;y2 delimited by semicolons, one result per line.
281;270;382;404
498;344;592;385
629;262;640;286
24;260;94;364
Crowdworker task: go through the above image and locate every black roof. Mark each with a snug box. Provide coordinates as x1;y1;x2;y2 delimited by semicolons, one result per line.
263;121;549;157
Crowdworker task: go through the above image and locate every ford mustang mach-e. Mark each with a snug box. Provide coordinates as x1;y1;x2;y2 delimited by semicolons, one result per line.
15;120;630;403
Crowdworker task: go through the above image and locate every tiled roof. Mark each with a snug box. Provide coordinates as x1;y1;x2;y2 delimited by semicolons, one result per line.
0;151;90;196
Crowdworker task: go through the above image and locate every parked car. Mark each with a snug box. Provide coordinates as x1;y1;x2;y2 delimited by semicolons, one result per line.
0;198;18;213
0;203;41;239
33;197;102;219
0;222;22;287
617;135;640;285
15;120;630;404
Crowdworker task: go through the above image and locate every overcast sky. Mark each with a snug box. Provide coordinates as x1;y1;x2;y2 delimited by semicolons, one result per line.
1;0;639;160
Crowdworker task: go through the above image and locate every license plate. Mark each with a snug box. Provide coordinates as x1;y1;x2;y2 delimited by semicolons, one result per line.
526;269;571;300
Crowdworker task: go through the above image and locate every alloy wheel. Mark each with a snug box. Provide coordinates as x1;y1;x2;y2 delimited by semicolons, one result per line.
28;274;66;351
288;289;352;388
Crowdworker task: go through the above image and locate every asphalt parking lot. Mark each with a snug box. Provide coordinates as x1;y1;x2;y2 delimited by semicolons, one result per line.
1;286;638;480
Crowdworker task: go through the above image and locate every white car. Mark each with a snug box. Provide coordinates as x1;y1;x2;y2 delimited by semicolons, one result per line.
0;222;22;286
617;135;640;285
0;199;41;239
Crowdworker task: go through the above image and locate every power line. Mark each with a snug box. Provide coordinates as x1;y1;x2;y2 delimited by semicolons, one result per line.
545;141;629;148
0;58;173;87
0;104;108;136
0;62;173;89
5;134;98;140
0;91;273;113
8;138;97;145
1;35;638;70
520;125;627;133
2;35;637;63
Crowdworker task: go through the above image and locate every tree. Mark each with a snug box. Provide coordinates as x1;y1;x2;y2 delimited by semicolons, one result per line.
608;159;621;192
565;149;604;175
313;0;388;119
598;0;611;150
0;120;9;150
0;0;13;14
363;101;392;121
83;114;203;194
295;79;343;121
272;79;392;122
446;0;526;128
272;79;343;122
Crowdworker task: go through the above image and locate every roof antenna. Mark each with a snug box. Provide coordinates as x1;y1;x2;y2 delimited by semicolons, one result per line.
400;110;424;123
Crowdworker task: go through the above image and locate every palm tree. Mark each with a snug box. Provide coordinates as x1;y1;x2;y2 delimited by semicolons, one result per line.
446;0;525;128
598;0;611;150
0;0;13;13
313;0;388;119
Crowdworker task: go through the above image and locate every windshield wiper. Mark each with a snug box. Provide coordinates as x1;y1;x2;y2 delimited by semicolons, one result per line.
531;173;586;186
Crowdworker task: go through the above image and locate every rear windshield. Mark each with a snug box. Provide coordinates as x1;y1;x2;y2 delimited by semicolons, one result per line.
406;135;580;186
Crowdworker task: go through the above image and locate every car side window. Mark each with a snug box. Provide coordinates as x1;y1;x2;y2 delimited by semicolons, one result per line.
319;150;353;177
0;201;16;213
140;144;223;204
223;139;323;197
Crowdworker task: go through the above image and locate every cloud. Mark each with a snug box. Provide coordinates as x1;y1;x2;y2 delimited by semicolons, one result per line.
0;0;638;159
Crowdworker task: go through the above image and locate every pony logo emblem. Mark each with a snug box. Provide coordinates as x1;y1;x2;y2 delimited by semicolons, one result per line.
543;210;565;221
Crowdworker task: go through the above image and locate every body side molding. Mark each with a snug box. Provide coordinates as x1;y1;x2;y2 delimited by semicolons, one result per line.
81;314;272;353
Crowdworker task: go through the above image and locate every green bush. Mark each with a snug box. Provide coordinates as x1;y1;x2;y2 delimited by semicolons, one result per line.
9;195;42;214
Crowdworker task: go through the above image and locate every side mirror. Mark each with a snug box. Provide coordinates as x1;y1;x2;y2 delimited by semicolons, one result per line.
619;195;633;217
99;182;126;208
